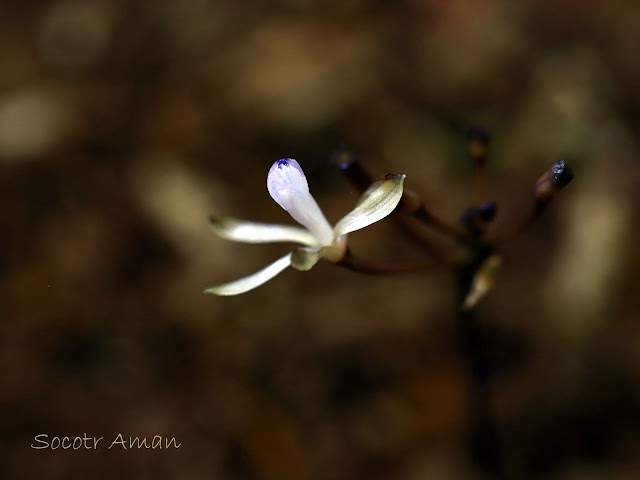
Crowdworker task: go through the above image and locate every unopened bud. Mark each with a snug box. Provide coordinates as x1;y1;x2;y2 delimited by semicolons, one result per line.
460;201;498;234
477;201;497;222
329;145;373;193
551;160;574;188
463;254;502;311
534;160;574;203
328;145;358;170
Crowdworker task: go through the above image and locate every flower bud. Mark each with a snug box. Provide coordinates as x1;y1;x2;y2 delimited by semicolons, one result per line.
463;254;502;310
534;160;574;203
328;145;358;170
477;201;497;222
460;201;498;234
328;145;374;193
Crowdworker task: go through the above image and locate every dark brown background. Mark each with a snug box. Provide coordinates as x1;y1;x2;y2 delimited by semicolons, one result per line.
1;0;639;478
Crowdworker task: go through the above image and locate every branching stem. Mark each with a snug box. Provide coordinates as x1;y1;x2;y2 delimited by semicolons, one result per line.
336;248;459;275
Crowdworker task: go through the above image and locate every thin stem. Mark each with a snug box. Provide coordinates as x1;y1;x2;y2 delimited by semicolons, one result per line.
336;248;457;275
393;217;451;259
455;242;505;478
410;204;466;237
488;200;547;244
473;162;487;206
468;126;490;206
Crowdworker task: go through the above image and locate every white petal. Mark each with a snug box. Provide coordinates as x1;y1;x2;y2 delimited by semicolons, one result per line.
267;159;333;246
333;174;405;237
204;253;292;296
210;217;317;246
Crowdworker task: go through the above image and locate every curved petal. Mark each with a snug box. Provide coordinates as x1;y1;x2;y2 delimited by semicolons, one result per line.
462;254;502;311
267;159;334;246
210;217;317;246
333;173;405;237
204;253;292;296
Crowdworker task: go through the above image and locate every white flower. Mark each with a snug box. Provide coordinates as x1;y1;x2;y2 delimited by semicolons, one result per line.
205;158;405;295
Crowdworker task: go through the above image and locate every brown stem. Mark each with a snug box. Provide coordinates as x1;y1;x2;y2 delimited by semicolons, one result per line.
468;126;491;206
335;248;457;275
473;162;488;206
488;200;548;244
455;241;506;478
410;204;466;237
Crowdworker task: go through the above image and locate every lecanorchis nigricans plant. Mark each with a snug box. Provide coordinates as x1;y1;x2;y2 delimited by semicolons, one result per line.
206;137;573;303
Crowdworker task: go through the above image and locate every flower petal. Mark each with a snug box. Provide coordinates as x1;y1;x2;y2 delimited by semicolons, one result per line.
333;173;405;237
290;247;320;271
462;254;502;311
267;159;334;246
204;252;292;296
210;216;317;246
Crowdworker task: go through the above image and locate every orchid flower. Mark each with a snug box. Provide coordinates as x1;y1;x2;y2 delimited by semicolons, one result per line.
205;158;405;295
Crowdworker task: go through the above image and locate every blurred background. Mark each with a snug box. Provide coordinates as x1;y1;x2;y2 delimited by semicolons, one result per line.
1;0;640;478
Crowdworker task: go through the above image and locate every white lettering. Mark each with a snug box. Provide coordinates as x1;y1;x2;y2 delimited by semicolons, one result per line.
109;433;127;450
31;434;49;449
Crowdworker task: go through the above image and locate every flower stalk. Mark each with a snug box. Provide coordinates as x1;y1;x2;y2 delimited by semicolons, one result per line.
328;128;573;478
207;128;574;478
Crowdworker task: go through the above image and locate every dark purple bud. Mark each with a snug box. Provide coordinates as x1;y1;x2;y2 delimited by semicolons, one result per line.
551;160;574;188
329;145;358;170
535;160;574;202
467;126;491;144
477;201;498;222
460;201;498;234
329;145;374;193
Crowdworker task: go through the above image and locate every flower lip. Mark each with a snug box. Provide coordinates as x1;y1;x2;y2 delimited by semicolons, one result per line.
267;158;334;246
267;158;309;196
